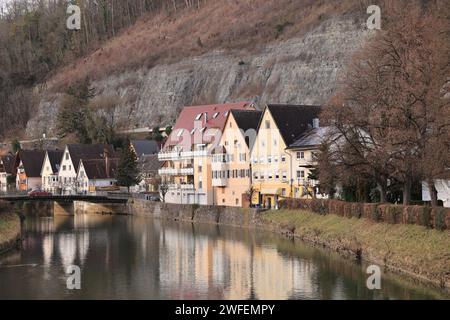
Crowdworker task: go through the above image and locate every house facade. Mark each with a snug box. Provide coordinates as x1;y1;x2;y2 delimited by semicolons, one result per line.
158;102;256;205
58;144;115;195
250;105;321;208
287;125;329;199
422;180;450;208
77;157;118;194
15;150;46;191
212;109;262;207
41;150;64;194
0;155;14;192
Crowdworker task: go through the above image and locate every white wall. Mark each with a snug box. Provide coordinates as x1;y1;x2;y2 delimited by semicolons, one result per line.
58;146;78;194
422;180;450;208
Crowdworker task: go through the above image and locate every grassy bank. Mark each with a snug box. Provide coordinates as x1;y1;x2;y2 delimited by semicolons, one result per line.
0;212;21;254
263;209;450;289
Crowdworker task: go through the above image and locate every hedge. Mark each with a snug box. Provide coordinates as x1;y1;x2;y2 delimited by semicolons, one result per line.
280;198;450;231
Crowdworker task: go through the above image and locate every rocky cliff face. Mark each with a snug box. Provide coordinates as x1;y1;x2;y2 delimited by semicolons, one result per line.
26;17;369;138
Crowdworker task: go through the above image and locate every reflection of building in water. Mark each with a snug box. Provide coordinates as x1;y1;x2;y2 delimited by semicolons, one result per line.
252;248;316;299
158;226;317;300
42;235;53;266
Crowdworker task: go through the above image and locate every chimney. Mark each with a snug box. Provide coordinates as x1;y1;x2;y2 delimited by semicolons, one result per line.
104;147;110;178
312;118;320;129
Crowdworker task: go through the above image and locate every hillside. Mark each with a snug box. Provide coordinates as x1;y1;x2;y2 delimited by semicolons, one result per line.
24;0;373;138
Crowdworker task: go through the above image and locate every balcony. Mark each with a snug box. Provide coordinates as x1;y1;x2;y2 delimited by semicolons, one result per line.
180;150;208;158
158;168;178;175
158;167;194;176
212;178;227;187
158;151;181;161
180;167;194;175
167;183;195;191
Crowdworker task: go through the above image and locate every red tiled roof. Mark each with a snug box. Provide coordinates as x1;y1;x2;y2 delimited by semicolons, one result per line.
164;101;256;149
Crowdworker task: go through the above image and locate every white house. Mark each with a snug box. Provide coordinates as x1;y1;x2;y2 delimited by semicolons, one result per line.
58;144;115;195
422;180;450;208
41;150;64;194
77;158;118;194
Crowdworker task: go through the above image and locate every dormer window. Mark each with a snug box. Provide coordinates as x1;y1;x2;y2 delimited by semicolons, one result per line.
176;129;184;137
213;112;220;118
190;128;196;135
195;113;203;120
224;111;229;117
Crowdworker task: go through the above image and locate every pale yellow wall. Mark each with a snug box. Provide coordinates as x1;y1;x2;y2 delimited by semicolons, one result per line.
288;148;318;198
250;108;292;206
213;113;252;207
41;154;55;192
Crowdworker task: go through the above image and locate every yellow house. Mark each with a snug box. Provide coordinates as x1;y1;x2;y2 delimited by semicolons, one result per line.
212;109;262;207
250;104;321;208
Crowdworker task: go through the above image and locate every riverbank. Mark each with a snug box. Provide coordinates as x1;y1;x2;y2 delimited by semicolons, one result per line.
263;210;450;290
128;200;450;291
0;203;21;255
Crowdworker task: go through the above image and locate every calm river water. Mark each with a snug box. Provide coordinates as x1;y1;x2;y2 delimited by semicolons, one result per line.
0;214;448;299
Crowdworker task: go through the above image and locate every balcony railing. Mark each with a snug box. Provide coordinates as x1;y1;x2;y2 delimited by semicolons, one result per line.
158;168;178;175
167;183;195;191
212;178;227;187
180;167;194;175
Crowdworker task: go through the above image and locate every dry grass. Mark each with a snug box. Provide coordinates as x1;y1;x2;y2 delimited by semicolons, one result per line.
0;212;20;245
264;209;450;287
48;0;361;91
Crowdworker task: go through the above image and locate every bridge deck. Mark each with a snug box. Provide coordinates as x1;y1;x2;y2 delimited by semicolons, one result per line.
0;195;129;203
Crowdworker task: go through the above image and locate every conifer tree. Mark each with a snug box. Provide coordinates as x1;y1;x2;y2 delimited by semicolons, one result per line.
116;142;141;191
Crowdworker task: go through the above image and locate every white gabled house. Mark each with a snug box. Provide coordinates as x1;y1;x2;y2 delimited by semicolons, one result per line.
77;158;119;194
422;180;450;208
41;150;64;194
58;144;115;195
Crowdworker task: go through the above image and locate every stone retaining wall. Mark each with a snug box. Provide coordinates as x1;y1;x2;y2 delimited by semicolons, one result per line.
129;199;263;227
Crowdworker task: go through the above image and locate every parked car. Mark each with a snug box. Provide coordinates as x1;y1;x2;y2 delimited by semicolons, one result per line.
147;195;160;202
28;190;52;197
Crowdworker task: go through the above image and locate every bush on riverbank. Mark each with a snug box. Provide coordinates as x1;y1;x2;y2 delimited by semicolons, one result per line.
278;198;450;230
263;209;450;288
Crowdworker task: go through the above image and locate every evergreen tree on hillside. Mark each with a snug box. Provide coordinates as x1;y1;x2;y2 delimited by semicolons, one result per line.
116;142;141;191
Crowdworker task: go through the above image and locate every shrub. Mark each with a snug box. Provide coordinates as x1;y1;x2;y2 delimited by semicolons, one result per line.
351;203;362;219
416;206;432;228
432;207;449;231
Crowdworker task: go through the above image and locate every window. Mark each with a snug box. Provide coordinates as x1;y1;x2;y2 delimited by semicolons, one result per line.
235;199;239;205
265;120;270;129
281;155;286;162
62;165;66;171
281;188;286;196
177;129;184;137
297;151;305;160
195;113;202;120
213;112;220;118
296;170;302;178
268;171;273;179
273;139;277;146
198;181;202;189
69;165;71;171
222;199;225;203
65;152;69;160
190;128;196;135
268;156;272;163
198;165;202;173
282;171;287;179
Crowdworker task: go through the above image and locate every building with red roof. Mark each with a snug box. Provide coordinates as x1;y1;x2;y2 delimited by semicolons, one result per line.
158;101;256;205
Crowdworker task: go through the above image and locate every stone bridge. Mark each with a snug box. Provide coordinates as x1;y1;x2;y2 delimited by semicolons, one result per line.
0;195;129;216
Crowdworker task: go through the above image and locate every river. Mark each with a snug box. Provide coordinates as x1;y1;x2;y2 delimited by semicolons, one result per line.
0;214;448;299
